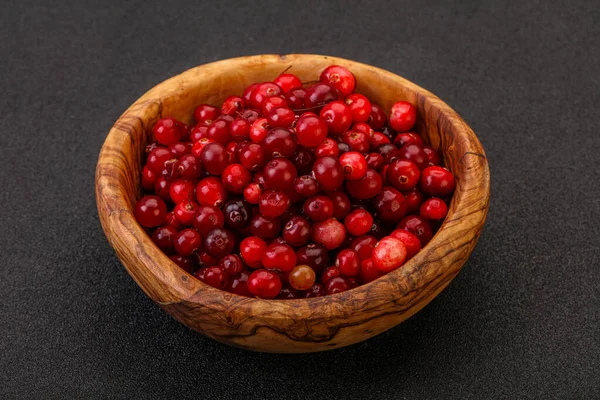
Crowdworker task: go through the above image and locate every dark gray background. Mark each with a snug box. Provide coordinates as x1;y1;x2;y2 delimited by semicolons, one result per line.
1;0;599;398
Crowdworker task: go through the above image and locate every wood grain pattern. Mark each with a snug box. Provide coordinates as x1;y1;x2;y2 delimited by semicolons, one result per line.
95;54;490;353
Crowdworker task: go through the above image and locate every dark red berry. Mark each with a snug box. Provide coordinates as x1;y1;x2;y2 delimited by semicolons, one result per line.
193;205;224;235
345;94;371;122
259;190;290;218
219;254;243;276
134;195;167;227
422;146;441;166
240;236;267;268
399;144;429;170
263;158;297;191
247;269;282;299
320;65;355;96
319;101;353;134
303;195;334;222
325;191;351;219
173;200;200;226
223;199;252;230
368;103;387;130
344;209;374;237
282;215;312;247
153;118;183;145
194;104;220;124
325;276;350;294
200;142;229;175
243;183;262;204
304;83;339;109
296;112;328;148
397;215;434;246
387;159;421;191
312;218;346;250
336;249;360;277
420;166;455;196
312;156;344;191
263;128;297;158
359;258;383;283
339;151;367;181
250;214;281;239
195;177;228;207
221;163;252;194
249;82;283;109
390;101;417;132
420;197;448;220
346;169;383;200
350;235;378;260
262;243;296;272
287;87;307;109
203;228;235;259
315;138;339;158
174;228;202;257
374;186;407;224
151;225;177;253
229;118;250;142
342;130;370;153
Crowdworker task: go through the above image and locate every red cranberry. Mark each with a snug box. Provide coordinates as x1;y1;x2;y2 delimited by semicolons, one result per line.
174;228;202;257
175;154;202;179
336;249;360;277
302;283;325;298
151;225;177;253
293;175;320;198
242;83;258;107
325;276;350;294
352;122;374;136
279;203;302;224
303;195;334;222
320;65;355;96
253;171;266;187
288;265;316;291
312;218;346;250
219;254;243;276
239;109;259;124
190;124;209;143
240;236;267;268
223;199;252;230
390;229;422;259
321;266;340;283
220;163;251;194
350;235;378;260
315;138;339;158
273;73;302;93
365;152;385;171
377;143;401;164
168;142;191;158
262;243;296;271
420;166;455;196
243;183;262;204
249;117;270;143
250;215;281;239
342;130;370;153
247;269;282;299
173;200;200;226
163;211;184;231
394;132;424;148
153;176;171;203
389;101;417;132
221;96;244;116
345;93;371;122
229;118;250;142
237;142;265;172
397;215;434;246
194;104;220;124
282;215;312;247
374;186;407;224
266;107;296;128
304;83;339;109
292;148;315;175
191;138;215;156
422;146;441;166
153;118;183;145
312;156;344;191
142;166;157;191
319;101;353;134
371;132;391;147
359;258;383;283
195;249;218;268
200;142;229;175
196;266;229;289
339;151;367;181
399;144;429;170
261;96;288;115
206;119;231;144
387;159;421;191
134;195;167;227
225;271;251;296
263;158;297;191
249;82;283;109
146;147;175;174
195;177;228;207
295;112;328;148
296;243;329;274
193;205;224;235
259;190;290;218
325;191;351;219
420;197;448;220
346;169;383;200
170;255;195;273
345;209;374;237
287;87;307;109
368;103;387;130
263;128;297;158
203;228;235;259
372;237;407;272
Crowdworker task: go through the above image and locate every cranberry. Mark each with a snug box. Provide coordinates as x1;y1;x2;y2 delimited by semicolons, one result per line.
175;154;202;179
203;228;235;259
249;117;270;143
221;96;244;116
247;269;282;299
371;132;391;147
163;211;184;231
304;83;339;109
151;225;177;253
282;215;312;247
263;158;297;191
229;118;250;142
261;96;289;115
377;143;401;164
196;266;229;289
134;195;167;227
303;283;326;298
259;190;290;218
146;147;175;174
218;254;243;276
302;195;333;222
292;148;315;175
249;82;283;108
223;199;252;230
346;169;383;200
368;103;387;130
253;171;266;187
319;101;353;134
225;271;251;296
195;250;218;268
350;235;378;260
242;83;258;107
365;152;385;171
289;265;316;290
420;166;455;196
142;166;157;191
174;228;202;257
240;236;267;268
243;183;262;204
206;119;231;144
273;73;302;93
287;87;307;109
359;258;383;283
321;266;340;283
240;109;259;123
339;151;367;181
195;177;228;207
170;255;195;273
293;113;327;148
173;200;200;226
200;142;229;175
266;107;294;128
320;65;355;96
190;124;209;143
325;276;350;294
277;286;299;299
374;186;407;224
312;218;346;250
387;159;421;191
397;215;434;246
194;104;220;124
420;197;448;220
250;214;281;239
191;138;215;156
236;142;265;172
263;128;297;158
153;176;172;203
312;156;344;191
394;132;424;148
372;237;407;272
345;209;374;237
153;118;183;145
296;243;329;274
422;146;441;166
294;175;319;198
279;203;302;224
315;138;339;158
399;144;428;170
219;163;251;194
345;94;371;122
352;122;374;136
390;229;422;259
168;142;191;158
389;101;416;132
193;205;224;235
342;130;370;153
262;243;296;271
336;249;360;277
325;191;351;219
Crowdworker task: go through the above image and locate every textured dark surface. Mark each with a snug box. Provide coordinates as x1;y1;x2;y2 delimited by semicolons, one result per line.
1;0;599;398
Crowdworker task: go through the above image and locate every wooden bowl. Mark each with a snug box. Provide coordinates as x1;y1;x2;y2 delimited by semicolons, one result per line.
96;54;490;353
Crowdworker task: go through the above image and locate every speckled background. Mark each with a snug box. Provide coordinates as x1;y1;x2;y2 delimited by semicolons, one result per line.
1;0;599;398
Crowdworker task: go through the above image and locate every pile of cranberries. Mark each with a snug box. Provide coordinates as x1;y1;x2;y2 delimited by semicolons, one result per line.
133;65;455;299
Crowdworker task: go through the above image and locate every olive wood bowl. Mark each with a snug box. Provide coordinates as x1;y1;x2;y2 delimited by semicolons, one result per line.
96;54;490;353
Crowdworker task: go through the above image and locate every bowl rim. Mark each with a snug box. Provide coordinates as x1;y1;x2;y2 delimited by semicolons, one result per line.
96;53;490;325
